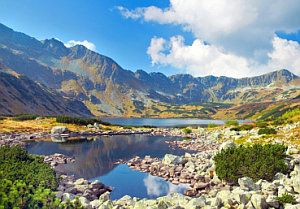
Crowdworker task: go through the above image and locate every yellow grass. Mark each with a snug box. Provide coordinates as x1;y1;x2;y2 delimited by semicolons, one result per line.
0;117;143;134
0;118;89;133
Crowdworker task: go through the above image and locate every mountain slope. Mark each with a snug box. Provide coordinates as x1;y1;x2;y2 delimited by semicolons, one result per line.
0;23;299;117
0;68;91;116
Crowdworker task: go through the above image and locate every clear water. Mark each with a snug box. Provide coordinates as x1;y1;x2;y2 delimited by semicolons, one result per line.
92;164;188;199
26;135;191;199
102;118;246;127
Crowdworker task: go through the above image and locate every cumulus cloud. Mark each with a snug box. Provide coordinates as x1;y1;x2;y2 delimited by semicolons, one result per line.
147;36;300;78
119;0;300;77
267;37;300;74
65;40;96;51
143;175;188;197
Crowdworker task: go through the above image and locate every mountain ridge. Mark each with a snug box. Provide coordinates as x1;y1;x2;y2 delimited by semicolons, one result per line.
0;23;299;117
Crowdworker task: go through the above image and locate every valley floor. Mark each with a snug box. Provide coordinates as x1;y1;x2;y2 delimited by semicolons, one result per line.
0;115;300;208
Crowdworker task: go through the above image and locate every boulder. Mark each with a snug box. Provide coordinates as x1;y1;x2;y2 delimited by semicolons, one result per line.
74;178;88;185
266;195;279;208
284;204;300;209
210;197;222;208
162;154;183;165
217;190;232;205
114;195;135;207
185;153;192;158
62;193;75;202
98;200;113;209
87;124;94;129
238;177;257;191
186;197;206;208
74;184;89;193
78;196;90;208
99;192;110;203
232;188;251;205
250;194;268;209
219;140;236;151
261;181;277;195
90;199;102;208
292;175;300;194
185;161;196;173
51;126;68;135
286;147;300;155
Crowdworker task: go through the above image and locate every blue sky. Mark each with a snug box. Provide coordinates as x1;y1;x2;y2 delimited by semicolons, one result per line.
0;0;191;75
0;0;299;77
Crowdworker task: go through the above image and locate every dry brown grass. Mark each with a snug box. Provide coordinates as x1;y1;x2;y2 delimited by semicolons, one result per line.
0;118;88;133
0;117;140;134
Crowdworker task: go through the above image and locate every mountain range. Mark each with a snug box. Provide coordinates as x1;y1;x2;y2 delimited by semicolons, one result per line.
0;23;299;118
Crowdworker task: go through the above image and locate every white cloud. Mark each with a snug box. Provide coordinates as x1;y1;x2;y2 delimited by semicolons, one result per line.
147;35;300;78
267;37;300;74
119;0;300;76
143;175;188;197
65;40;96;51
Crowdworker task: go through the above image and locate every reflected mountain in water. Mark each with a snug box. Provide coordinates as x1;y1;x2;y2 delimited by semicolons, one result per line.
27;135;187;179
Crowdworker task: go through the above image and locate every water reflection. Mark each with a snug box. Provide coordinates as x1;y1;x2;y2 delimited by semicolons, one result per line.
51;136;68;143
143;175;188;197
93;164;188;200
27;135;188;179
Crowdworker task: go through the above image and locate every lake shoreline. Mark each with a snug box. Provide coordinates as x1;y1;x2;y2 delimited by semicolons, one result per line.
1;121;300;208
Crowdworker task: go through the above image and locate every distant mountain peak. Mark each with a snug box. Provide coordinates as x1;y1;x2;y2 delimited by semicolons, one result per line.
42;38;70;57
0;22;299;117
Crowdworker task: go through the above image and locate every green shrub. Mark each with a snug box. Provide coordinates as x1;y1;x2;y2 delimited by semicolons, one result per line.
239;124;254;131
0;116;5;120
214;144;288;183
256;121;268;128
230;124;254;131
0;146;57;190
225;120;239;127
12;114;39;121
182;128;192;134
55;115;110;126
0;146;82;209
276;193;296;205
123;125;133;129
258;127;277;135
208;123;218;128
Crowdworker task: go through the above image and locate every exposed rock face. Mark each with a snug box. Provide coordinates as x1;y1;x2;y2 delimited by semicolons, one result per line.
219;140;236;151
162;154;184;165
51;126;69;135
0;71;91;116
0;23;299;116
238;177;258;191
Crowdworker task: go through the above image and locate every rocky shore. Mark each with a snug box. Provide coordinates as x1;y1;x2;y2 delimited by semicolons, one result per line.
43;153;112;208
104;141;300;209
1;122;300;208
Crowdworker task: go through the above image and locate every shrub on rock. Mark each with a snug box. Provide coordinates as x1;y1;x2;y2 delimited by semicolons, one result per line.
214;144;288;183
225;120;239;127
258;127;277;135
182;128;192;134
276;193;296;205
0;146;82;208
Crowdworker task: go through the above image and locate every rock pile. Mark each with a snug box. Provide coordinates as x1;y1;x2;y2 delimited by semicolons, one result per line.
44;153;75;168
119;140;300;209
0;132;49;147
43;153;112;208
166;138;219;152
56;175;112;208
126;151;221;197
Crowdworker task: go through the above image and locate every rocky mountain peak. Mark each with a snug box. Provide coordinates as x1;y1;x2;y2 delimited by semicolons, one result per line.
42;38;70;57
